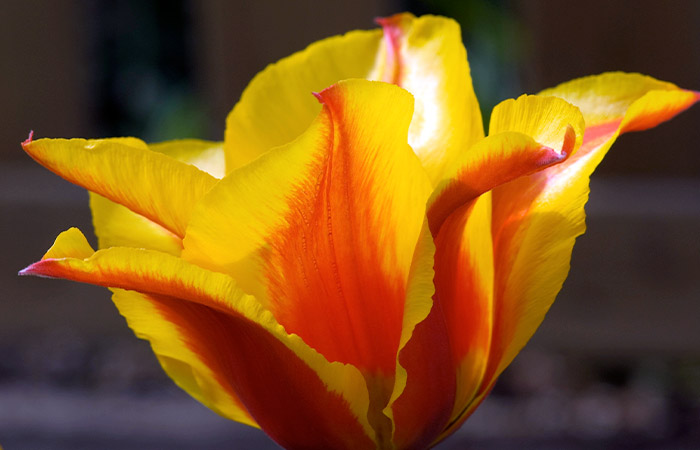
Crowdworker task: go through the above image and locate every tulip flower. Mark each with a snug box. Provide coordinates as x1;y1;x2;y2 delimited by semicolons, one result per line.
20;12;698;450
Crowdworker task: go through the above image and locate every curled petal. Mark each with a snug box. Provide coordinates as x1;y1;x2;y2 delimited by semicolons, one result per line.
428;95;584;235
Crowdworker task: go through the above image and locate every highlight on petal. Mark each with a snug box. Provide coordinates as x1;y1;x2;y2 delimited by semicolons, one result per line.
224;13;484;183
186;80;433;380
22;137;218;238
21;228;376;449
428;95;583;235
149;139;226;179
372;13;484;182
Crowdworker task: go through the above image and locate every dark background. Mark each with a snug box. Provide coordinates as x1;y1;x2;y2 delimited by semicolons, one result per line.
1;1;699;448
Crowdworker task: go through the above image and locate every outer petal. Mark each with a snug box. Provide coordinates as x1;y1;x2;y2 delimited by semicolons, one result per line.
185;79;432;379
439;74;699;441
88;139;225;254
224;13;484;183
22;137;218;238
21;228;375;450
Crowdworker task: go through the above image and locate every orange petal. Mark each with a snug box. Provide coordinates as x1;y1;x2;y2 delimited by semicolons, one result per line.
389;224;456;449
433;194;495;423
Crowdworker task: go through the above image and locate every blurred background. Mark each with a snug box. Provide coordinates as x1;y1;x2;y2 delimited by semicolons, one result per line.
1;0;699;448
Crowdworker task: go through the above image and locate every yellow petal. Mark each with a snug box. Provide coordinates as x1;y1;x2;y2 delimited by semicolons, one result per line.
489;94;585;151
23;137;218;238
224;28;381;170
89;193;183;254
224;13;484;183
21;228;376;448
88;139;224;254
40;227;95;260
488;74;700;380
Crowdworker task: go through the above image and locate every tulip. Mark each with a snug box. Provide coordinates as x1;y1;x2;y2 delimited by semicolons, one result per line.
20;13;698;450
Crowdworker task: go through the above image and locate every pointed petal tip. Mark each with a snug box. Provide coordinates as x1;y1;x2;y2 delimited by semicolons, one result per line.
18;260;54;278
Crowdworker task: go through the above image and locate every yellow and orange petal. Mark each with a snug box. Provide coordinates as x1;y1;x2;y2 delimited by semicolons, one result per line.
186;80;432;380
434;74;698;443
20;228;375;449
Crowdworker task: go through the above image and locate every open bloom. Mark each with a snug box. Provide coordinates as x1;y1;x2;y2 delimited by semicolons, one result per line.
21;13;698;450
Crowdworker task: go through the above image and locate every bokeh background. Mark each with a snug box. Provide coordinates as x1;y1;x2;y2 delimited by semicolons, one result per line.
1;0;699;448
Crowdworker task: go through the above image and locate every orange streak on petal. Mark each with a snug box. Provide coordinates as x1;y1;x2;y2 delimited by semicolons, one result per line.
263;114;405;376
260;80;430;376
375;14;407;84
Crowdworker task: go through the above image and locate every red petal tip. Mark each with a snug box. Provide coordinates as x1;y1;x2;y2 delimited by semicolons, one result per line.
22;130;34;147
18;264;38;276
311;91;323;103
